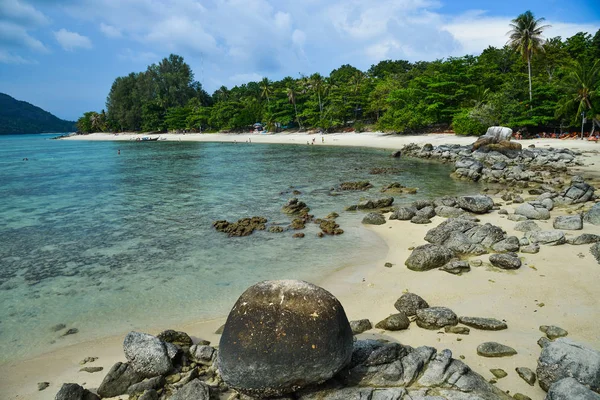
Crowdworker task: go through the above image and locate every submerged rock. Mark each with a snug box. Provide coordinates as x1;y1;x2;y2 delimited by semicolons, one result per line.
339;181;373;191
282;198;310;215
212;216;268;237
218;280;353;397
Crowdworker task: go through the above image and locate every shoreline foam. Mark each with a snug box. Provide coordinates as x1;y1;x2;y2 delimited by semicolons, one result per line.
3;132;600;400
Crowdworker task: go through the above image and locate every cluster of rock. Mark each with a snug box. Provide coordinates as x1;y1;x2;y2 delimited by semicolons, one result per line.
53;281;600;400
399;141;583;187
386;195;493;226
380;182;418;194
338;181;373;191
212;217;267;237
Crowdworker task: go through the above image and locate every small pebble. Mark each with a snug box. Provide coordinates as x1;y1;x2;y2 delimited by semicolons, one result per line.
63;328;79;336
37;382;50;391
79;367;103;373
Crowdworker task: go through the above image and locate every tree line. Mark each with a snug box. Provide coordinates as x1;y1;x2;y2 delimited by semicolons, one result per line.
78;12;600;136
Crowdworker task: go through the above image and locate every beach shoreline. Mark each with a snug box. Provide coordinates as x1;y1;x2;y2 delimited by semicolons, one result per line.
3;132;600;400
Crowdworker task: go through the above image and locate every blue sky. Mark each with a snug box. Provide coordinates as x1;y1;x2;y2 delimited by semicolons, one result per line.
0;0;598;121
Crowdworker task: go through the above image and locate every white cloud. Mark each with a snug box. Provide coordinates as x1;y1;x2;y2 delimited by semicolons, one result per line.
443;12;600;56
0;48;36;64
100;22;121;38
0;0;48;27
54;28;92;51
0;20;47;52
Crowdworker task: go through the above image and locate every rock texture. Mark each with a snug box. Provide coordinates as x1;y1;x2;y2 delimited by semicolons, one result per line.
416;307;458;329
123;332;172;378
217;280;354;397
405;244;455;271
458;317;507;331
537;338;600;392
55;383;99;400
477;342;517;357
394;293;429;317
546;377;600;400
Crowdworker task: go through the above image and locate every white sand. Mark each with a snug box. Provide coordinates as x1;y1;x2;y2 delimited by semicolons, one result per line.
3;132;600;400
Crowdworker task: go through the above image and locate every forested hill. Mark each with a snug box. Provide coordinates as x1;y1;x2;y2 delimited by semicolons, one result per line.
0;93;76;134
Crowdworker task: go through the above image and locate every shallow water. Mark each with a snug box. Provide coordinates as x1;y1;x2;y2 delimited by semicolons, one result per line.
0;134;479;362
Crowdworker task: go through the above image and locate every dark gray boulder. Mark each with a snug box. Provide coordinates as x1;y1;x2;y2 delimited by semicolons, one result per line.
434;206;465;218
515;203;551;220
459;317;507;331
585;203;600;225
546;377;600;400
592;243;600;263
456;195;494;214
540;325;568;340
138;389;158;400
405;244;455;271
349;319;372;335
217;280;353;397
54;383;99;400
477;342;517;357
97;362;144;398
410;215;432;224
491;236;520;253
123;332;172;378
537;338;600;392
394;293;429;317
515;367;536;386
440;260;470;274
389;207;416;221
514;220;541;232
526;230;566;246
489;253;521;270
170;379;210;400
375;313;410;331
553;215;583;230
568;234;600;245
127;376;165;395
362;212;386;225
416;307;458;329
415;206;436;219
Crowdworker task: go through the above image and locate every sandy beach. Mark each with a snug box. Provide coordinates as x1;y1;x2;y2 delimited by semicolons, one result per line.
3;132;600;400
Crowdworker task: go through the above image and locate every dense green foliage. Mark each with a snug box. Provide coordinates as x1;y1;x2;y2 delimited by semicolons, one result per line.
0;93;75;134
80;20;600;136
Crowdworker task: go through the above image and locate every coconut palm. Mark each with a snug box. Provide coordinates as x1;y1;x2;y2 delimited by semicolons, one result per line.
556;59;599;135
507;10;550;103
260;77;272;104
286;85;303;130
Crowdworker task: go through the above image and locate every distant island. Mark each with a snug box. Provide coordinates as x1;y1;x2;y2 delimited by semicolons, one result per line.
0;93;76;134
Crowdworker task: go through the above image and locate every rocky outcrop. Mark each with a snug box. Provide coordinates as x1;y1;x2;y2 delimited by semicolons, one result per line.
424;218;506;256
282;198;310;215
537;338;600;392
212;217;268;237
339;181;373;191
217;280;354;397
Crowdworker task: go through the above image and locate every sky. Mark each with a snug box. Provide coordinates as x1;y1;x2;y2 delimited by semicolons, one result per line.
0;0;598;121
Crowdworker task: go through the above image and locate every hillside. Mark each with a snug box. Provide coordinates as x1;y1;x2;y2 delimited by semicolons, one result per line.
0;93;76;134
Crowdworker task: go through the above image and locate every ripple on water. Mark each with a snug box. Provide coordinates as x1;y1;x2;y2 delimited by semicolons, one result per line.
0;135;480;362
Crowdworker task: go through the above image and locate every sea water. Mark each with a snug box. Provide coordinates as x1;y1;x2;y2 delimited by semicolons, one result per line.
0;134;479;362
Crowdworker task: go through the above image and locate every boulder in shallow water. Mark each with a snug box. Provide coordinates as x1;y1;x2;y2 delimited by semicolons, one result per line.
218;280;353;397
123;332;172;378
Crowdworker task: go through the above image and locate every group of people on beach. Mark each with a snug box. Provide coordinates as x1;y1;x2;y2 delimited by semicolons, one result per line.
306;137;325;145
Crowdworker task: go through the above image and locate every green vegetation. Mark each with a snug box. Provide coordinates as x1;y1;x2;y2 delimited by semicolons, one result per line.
79;13;600;136
0;93;75;134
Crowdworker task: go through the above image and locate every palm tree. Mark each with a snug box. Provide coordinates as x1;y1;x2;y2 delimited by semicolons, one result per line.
556;60;599;137
259;77;272;104
507;10;550;103
286;85;303;130
309;73;325;121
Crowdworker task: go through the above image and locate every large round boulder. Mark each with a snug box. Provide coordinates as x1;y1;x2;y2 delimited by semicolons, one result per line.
123;332;172;378
218;280;353;398
456;195;494;214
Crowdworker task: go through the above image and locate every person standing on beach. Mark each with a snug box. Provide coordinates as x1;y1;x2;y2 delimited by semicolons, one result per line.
322;137;324;143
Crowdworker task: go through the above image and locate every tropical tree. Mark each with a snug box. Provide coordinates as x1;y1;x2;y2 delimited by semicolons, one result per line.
556;60;600;133
507;10;550;103
285;84;303;130
260;77;272;104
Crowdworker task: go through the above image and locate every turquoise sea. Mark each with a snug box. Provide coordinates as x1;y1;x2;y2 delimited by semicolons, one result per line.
0;134;479;362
